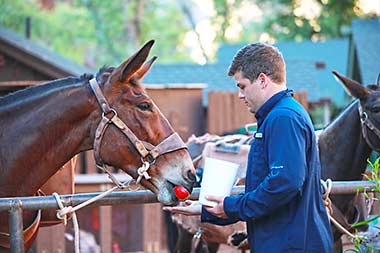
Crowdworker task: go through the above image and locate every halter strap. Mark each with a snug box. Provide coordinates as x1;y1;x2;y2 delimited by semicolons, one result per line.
358;104;380;153
89;77;187;185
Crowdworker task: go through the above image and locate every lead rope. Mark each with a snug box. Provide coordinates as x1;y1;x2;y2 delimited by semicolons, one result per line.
53;192;80;253
321;179;356;239
52;161;152;252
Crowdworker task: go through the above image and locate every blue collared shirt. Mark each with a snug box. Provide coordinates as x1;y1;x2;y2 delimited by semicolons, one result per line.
201;89;333;252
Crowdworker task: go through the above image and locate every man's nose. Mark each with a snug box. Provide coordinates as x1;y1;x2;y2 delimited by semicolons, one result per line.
238;90;244;99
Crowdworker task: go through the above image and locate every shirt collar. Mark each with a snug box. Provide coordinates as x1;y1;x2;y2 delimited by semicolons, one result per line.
255;88;293;126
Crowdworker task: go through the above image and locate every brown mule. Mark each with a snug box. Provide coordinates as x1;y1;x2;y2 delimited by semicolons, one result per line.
0;41;195;252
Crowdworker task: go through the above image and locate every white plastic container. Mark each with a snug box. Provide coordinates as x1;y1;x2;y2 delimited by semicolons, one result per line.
199;157;239;207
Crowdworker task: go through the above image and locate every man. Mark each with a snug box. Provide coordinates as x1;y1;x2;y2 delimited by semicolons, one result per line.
164;42;333;252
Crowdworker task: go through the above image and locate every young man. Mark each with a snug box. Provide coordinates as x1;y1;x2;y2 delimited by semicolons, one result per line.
164;42;333;252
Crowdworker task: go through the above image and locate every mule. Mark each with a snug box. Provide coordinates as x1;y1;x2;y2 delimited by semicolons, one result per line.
170;71;380;253
319;70;380;252
0;40;196;252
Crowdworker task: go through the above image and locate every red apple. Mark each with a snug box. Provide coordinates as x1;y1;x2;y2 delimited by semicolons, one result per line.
173;185;190;200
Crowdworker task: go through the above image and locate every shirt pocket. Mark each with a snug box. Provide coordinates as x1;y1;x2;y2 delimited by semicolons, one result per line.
251;137;265;164
248;137;267;187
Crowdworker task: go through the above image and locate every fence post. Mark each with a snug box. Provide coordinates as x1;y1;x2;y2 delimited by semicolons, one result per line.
9;199;24;253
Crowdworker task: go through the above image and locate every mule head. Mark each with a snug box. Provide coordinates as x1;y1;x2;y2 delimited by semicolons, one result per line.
92;40;195;205
333;70;380;150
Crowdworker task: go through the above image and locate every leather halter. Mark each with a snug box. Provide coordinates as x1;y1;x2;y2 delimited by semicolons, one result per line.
89;78;187;186
358;104;380;153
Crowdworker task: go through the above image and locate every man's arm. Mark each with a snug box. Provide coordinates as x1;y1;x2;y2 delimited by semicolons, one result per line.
163;196;240;225
224;115;308;221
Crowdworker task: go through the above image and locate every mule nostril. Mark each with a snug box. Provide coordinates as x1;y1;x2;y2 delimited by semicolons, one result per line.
187;170;196;183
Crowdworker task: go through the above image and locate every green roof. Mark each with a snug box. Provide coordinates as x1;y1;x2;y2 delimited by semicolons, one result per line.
218;39;350;107
143;63;230;105
143;60;318;106
145;39;349;106
351;18;380;85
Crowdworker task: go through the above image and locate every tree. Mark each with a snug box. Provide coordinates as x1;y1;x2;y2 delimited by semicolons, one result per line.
0;0;193;67
0;0;378;66
256;0;375;41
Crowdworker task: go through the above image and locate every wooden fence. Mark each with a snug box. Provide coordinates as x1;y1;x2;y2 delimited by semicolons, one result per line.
207;91;309;135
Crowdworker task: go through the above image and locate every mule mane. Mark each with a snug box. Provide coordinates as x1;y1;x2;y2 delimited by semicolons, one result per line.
0;67;113;108
0;76;86;108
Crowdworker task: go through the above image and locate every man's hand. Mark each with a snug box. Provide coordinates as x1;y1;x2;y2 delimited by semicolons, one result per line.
162;200;202;215
162;196;228;219
204;195;228;219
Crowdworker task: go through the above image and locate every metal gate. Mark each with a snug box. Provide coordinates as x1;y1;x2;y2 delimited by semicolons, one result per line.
0;181;377;253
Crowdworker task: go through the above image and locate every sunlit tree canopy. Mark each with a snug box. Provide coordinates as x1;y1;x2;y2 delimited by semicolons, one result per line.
0;0;378;66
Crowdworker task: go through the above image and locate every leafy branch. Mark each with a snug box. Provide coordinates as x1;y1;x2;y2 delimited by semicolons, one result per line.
348;157;380;252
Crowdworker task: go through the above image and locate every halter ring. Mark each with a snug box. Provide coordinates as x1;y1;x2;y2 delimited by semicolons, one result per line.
102;109;117;122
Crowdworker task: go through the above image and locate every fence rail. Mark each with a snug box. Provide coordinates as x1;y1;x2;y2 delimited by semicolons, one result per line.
1;181;378;253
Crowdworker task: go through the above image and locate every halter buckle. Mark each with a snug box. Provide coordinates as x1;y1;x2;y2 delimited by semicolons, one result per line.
141;154;156;165
135;142;149;157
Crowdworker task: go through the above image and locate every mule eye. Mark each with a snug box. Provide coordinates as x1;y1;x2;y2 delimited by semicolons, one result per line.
137;102;152;112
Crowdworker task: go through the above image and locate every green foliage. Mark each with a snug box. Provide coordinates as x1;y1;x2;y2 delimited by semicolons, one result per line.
256;0;371;41
140;1;190;63
352;215;380;229
0;0;193;67
345;234;367;253
0;0;378;67
0;1;39;31
346;230;380;253
363;158;380;193
348;157;380;252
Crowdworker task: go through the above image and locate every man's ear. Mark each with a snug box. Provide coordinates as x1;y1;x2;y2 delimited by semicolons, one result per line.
258;73;268;88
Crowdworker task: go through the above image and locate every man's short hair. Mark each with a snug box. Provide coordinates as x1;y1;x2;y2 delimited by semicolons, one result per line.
228;42;286;84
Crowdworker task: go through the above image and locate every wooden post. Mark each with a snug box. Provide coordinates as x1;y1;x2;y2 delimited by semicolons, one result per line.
143;203;164;253
100;206;112;253
36;224;65;253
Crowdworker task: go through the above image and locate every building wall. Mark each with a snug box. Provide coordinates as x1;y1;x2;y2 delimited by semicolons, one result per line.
0;53;50;82
146;86;205;141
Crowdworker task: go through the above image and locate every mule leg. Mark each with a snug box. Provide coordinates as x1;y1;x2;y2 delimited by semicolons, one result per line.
334;238;343;253
164;210;178;253
175;227;193;253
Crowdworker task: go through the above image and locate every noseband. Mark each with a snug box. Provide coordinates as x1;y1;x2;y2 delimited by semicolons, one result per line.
89;78;187;186
358;104;380;153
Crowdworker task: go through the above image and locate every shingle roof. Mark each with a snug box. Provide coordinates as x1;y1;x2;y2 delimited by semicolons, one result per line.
143;63;226;105
218;39;350;107
143;60;319;106
351;18;380;85
0;26;93;78
144;39;349;106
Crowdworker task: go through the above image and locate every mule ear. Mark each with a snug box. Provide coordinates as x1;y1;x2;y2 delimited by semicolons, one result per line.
133;56;158;80
332;70;369;99
118;40;155;82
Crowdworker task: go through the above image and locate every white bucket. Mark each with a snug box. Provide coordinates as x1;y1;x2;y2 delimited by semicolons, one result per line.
199;157;239;207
